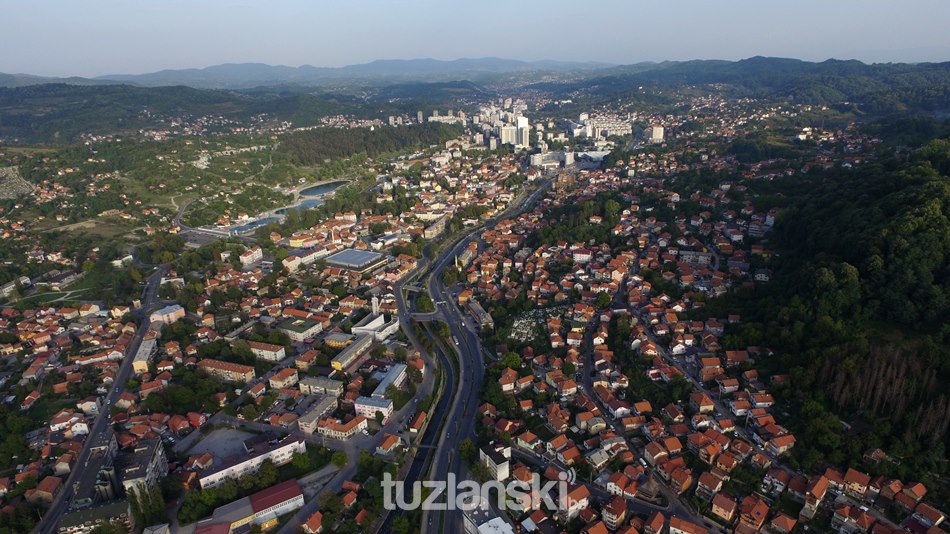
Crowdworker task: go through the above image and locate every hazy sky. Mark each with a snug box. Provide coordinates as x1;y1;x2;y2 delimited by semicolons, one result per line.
5;0;950;77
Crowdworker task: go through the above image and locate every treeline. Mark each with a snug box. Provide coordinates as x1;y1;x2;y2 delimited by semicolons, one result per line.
526;193;625;248
0;84;372;143
706;139;950;477
0;84;248;143
278;123;463;165
540;57;950;115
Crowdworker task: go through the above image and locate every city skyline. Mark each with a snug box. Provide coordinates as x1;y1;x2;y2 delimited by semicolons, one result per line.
4;0;950;77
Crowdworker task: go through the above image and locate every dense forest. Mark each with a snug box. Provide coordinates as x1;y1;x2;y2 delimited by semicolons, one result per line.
702;136;950;485
0;84;372;143
278;123;463;165
535;57;950;115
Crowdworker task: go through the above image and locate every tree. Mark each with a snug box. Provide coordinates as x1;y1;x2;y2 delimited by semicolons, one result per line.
256;460;277;489
563;362;576;377
318;491;344;516
238;473;256;491
240;404;259;421
147;484;167;523
415;294;435;313
459;439;477;465
499;352;522;370
604;198;621;226
129;266;143;283
392;516;412;534
595;291;612;309
291;451;311;472
127;487;145;529
331;451;348;468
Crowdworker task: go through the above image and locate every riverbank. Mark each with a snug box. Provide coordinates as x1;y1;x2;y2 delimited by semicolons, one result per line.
228;179;350;234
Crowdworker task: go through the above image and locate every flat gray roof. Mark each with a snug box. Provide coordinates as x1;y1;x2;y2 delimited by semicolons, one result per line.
326;249;385;269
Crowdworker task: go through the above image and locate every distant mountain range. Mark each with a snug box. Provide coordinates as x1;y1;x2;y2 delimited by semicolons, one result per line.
0;57;613;89
2;57;948;144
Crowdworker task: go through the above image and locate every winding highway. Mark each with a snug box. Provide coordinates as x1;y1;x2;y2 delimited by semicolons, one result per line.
414;178;551;534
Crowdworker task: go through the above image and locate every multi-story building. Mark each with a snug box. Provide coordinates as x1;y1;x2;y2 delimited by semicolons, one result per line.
131;335;157;375
316;415;367;440
646;125;665;143
602;495;627;530
499;124;518;146
354;396;394;423
247;341;286;362
479;442;511;482
296;397;339;434
58;500;134;534
669;516;707;534
277;318;323;343
240;246;263;267
461;496;514;534
116;439;168;495
198;359;256;383
149;304;185;325
299;376;344;396
269;368;299;390
199;436;305;489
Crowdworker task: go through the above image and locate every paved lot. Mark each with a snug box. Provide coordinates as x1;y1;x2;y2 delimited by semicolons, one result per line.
186;428;256;461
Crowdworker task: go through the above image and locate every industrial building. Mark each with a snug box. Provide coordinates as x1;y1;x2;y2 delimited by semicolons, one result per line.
371;363;407;399
331;334;372;371
194;480;305;533
325;249;388;274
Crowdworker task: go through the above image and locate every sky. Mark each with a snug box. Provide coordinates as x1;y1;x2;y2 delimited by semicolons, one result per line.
4;0;950;77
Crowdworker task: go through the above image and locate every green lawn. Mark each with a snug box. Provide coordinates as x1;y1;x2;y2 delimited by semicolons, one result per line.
18;291;73;305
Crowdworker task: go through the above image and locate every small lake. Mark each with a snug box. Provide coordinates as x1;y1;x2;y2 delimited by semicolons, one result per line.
232;180;348;232
275;180;348;214
299;180;348;197
276;198;324;215
231;217;279;233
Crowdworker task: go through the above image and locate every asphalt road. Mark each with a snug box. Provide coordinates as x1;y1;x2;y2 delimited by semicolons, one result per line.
417;179;551;534
33;266;167;534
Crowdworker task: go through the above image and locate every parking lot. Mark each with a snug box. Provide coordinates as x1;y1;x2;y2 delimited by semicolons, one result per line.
185;428;256;461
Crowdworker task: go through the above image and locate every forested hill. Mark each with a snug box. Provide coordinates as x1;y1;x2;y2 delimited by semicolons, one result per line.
0;84;369;143
537;57;950;114
278;123;464;165
709;134;950;483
